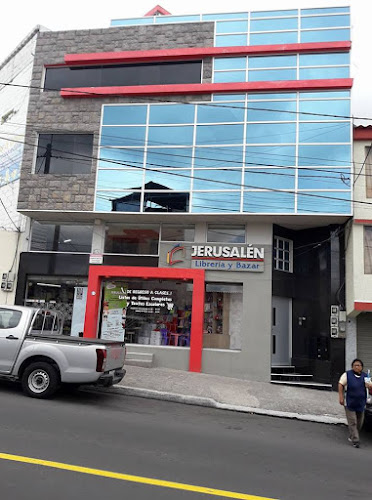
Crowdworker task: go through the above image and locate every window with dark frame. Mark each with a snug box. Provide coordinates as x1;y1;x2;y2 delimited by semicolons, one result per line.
273;236;292;272
30;222;93;252
364;226;372;274
35;134;93;175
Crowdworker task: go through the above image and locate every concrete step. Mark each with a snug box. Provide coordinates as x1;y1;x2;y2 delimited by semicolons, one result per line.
126;352;154;362
271;380;332;391
125;358;153;368
125;351;154;368
271;365;296;374
271;373;313;381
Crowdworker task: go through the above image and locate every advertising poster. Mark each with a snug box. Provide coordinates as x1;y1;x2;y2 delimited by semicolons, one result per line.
70;286;88;336
101;282;127;341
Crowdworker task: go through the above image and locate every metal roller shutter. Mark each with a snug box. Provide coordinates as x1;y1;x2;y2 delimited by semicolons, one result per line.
357;313;372;370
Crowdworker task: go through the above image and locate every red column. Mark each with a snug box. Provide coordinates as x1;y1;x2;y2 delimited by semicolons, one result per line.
189;272;205;373
83;266;101;338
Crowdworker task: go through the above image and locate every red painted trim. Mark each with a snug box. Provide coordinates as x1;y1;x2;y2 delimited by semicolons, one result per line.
64;41;351;66
61;78;353;98
354;302;372;312
354;127;372;141
83;266;205;373
354;219;372;225
145;5;171;16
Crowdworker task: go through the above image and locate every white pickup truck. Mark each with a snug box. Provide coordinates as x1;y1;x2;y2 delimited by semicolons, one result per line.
0;305;126;398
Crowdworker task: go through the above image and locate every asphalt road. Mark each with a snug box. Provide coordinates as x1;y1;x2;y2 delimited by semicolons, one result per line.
0;382;371;500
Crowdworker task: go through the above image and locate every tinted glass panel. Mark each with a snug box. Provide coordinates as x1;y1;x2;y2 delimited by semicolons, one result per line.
250;32;297;45
98;148;144;169
194;147;243;168
297;191;351;214
45;61;202;91
148;126;194;146
300;29;350;43
102;105;147;125
214;71;246;83
299;122;350;143
301;7;349;15
300;91;350;99
213;94;246;101
243;191;295;213
146;148;193;168
247;101;296;121
251;10;297;18
144;192;189;212
203;13;247;20
250;18;298;31
214;58;246;70
196;124;244;145
97;169;144;189
245;145;296;166
207;225;245;243
98;191;141;212
248;69;297;82
298;168;351;189
197;103;245;123
36;134;93;174
246;123;296;144
149;104;194;124
193;169;242;190
299;67;349;79
249;55;297;68
144;169;191;190
31;222;93;252
155;15;199;23
301;15;350;29
105;224;159;254
216;20;248;33
298;145;351;166
245;168;295;189
192;192;241;213
161;224;195;241
299;99;350;120
299;53;350;66
215;34;248;47
100;127;146;147
248;93;296;100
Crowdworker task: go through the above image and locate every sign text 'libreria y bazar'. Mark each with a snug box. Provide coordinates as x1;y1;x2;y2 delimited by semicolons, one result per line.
191;245;264;272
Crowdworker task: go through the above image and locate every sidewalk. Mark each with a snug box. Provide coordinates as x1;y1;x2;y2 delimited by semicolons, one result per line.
107;366;347;425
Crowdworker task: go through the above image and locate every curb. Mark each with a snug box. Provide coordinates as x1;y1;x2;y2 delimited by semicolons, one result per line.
100;384;347;426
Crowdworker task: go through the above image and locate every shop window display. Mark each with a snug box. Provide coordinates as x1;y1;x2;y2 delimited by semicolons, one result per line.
100;279;193;347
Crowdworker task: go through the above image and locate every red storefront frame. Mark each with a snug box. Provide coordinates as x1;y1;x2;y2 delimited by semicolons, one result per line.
83;266;205;372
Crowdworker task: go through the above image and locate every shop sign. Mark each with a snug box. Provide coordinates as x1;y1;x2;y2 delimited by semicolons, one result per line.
101;282;127;341
191;245;264;272
89;253;103;264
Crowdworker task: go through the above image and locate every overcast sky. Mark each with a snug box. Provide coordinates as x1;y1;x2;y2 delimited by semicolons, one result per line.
1;0;371;123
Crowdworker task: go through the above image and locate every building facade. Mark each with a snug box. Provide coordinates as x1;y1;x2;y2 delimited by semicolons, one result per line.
16;7;352;385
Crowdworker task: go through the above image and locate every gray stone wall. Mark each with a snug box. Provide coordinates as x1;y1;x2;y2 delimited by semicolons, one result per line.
18;23;214;212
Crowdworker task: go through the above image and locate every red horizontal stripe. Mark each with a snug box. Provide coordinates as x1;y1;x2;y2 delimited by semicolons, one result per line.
61;78;353;98
64;41;351;66
354;220;372;225
354;127;372;141
355;302;372;312
191;257;264;261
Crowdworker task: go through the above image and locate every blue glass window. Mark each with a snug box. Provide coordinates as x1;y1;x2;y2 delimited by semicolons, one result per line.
213;94;246;101
194;147;244;168
193;169;242;190
95;191;141;212
251;10;297;18
214;57;246;70
248;69;297;82
110;18;153;26
197;103;245;123
145;170;191;190
301;15;350;29
216;20;249;33
248;93;296;100
245;145;296;166
297;191;351;214
299;53;350;66
148;126;194;146
246;123;296;144
149;104;194;124
300;29;350;43
250;18;298;31
250;32;298;45
298;145;351;166
203;13;248;20
301;8;349;15
299;67;349;80
243;191;295;213
155;15;199;23
146;148;193;168
97;169;144;189
192;192;241;213
102;105;147;125
300;91;350;99
299;99;350;120
196;124;244;145
214;71;246;83
98;148;144;169
249;55;297;68
245;168;295;189
215;34;248;47
299;122;350;143
298;168;351;190
247;101;297;122
100;126;146;147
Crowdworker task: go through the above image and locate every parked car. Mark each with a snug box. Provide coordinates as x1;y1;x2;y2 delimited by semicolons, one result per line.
0;305;126;398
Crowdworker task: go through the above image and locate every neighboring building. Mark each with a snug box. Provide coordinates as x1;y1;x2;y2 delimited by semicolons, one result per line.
16;6;352;385
0;26;46;305
345;126;372;370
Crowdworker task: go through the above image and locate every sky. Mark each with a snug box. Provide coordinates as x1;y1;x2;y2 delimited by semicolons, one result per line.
0;0;371;123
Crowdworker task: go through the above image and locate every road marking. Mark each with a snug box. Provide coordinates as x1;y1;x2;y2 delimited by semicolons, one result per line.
0;452;277;500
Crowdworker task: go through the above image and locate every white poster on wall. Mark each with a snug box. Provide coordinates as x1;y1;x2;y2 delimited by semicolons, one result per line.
70;286;88;337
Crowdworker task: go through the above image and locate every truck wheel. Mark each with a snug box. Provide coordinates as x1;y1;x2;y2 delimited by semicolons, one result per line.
21;362;60;399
